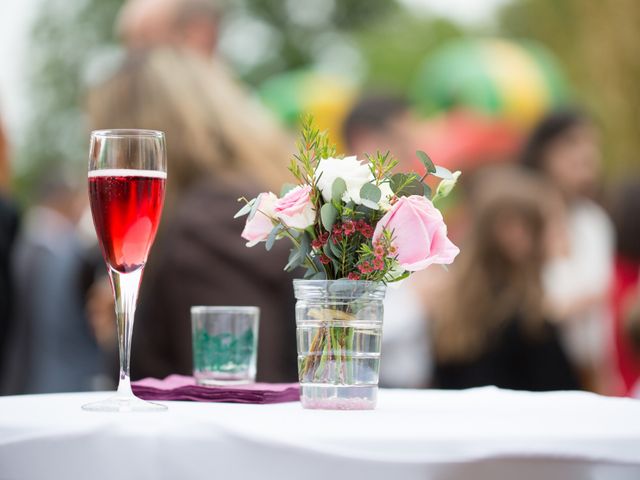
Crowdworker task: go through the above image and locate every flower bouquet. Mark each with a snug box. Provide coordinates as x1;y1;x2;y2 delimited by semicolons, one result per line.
236;117;459;409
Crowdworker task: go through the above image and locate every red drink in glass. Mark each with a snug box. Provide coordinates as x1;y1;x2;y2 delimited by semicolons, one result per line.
89;169;166;273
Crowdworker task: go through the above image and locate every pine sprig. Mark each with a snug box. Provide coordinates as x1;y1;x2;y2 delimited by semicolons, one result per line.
366;151;398;184
289;115;336;185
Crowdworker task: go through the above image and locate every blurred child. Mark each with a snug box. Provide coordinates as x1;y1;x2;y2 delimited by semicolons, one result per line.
520;109;614;392
432;167;579;391
343;94;418;169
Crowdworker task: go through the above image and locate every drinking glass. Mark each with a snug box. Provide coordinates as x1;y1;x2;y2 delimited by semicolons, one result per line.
83;129;167;412
191;306;260;385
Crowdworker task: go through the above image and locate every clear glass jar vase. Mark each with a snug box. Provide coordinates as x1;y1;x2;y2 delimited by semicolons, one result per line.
294;279;386;410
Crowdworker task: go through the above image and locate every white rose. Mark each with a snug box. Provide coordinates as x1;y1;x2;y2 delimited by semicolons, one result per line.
315;156;393;207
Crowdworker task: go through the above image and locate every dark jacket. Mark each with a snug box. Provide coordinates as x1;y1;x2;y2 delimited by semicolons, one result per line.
132;180;298;382
433;313;580;391
2;207;101;394
0;195;18;375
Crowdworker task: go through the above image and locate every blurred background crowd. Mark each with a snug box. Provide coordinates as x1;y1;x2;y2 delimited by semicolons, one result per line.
0;0;639;397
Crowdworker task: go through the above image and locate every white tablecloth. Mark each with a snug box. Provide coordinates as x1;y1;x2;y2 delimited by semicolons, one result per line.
1;388;640;480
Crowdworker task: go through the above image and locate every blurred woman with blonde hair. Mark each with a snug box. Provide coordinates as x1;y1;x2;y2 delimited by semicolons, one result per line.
87;48;298;382
432;167;579;391
87;48;290;200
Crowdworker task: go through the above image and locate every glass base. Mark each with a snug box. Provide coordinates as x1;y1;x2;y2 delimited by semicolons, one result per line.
82;394;167;413
300;384;377;410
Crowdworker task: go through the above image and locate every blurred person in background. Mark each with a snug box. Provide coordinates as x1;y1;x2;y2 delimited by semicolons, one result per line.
520;109;615;392
0;114;19;379
86;48;297;382
608;179;640;396
1;174;103;394
431;167;579;391
343;94;431;388
343;95;419;168
117;0;219;58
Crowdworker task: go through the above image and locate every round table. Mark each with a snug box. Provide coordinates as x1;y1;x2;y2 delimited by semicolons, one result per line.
1;387;640;480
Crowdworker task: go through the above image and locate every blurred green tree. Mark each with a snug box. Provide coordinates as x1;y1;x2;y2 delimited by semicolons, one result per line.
354;12;462;93
17;0;124;199
224;0;401;85
500;0;640;174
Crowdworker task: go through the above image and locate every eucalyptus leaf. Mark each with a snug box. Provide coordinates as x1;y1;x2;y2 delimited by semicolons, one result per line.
265;224;282;251
320;203;338;231
331;177;347;202
284;247;303;271
299;233;311;257
390;173;421;195
360;183;381;203
247;196;261;221
329;238;343;259
234;198;255;218
417;150;436;174
305;268;326;280
433;165;454;180
390;173;407;194
360;198;380;210
401;178;425;197
423;183;432;199
355;204;375;216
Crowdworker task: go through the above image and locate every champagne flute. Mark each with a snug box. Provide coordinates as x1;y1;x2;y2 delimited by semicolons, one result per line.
83;129;167;412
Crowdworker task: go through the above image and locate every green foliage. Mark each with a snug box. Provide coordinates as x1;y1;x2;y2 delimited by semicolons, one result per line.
331;178;347;203
236;0;400;85
320;203;338;231
289;114;336;185
17;0;124;199
359;183;381;208
352;12;463;92
416;150;436;174
234;197;255;218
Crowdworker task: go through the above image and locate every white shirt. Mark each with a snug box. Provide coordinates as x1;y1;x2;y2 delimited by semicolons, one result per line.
543;199;615;368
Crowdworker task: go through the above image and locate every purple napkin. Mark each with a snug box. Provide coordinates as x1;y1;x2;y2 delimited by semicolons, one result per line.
132;374;300;404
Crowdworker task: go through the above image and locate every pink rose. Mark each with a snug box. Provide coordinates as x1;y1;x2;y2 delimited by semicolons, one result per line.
241;192;277;247
373;195;459;272
274;185;316;230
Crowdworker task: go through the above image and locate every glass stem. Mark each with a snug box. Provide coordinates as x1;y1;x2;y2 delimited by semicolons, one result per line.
109;267;143;398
